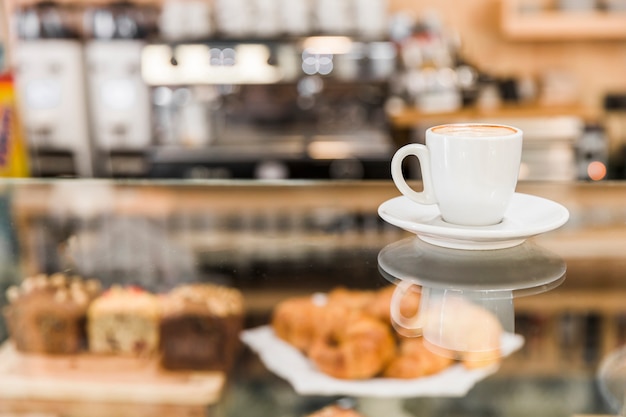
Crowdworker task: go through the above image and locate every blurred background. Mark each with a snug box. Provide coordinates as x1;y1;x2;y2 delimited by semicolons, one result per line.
1;4;626;415
0;0;624;181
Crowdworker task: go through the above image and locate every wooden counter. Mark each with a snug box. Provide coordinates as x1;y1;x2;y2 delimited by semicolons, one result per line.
388;104;600;129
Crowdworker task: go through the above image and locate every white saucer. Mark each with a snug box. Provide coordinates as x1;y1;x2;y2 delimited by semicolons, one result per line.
378;193;569;250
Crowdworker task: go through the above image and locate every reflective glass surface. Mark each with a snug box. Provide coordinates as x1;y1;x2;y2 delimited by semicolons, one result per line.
0;179;624;417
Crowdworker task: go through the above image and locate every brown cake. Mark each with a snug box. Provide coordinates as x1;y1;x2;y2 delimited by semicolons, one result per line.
3;273;102;354
159;283;244;371
87;285;160;356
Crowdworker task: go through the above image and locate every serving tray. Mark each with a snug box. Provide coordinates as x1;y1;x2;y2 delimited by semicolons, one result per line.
0;341;224;406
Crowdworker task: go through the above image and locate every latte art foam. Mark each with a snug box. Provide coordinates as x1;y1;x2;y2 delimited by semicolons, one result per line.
432;124;518;137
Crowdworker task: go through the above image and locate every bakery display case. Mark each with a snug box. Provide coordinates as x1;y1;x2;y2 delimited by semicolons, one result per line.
0;178;624;417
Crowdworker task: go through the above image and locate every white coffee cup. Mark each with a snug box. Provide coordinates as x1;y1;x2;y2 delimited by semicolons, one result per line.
391;123;523;226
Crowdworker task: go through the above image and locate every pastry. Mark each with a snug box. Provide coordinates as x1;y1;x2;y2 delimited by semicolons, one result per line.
421;295;503;369
383;337;453;378
269;284;498;381
365;285;421;323
3;273;101;354
159;283;244;371
308;306;396;379
272;294;327;352
87;285;160;356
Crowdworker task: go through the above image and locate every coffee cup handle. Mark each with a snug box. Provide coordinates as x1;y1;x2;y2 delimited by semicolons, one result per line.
391;144;437;205
390;281;424;332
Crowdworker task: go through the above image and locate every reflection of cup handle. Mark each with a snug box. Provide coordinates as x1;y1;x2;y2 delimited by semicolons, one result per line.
391;144;437;205
390;281;424;332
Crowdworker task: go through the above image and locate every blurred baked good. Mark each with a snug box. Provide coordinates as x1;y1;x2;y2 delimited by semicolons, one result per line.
383;337;453;379
3;273;101;354
422;295;503;369
272;294;327;353
87;285;160;356
308;306;396;379
461;348;502;369
305;405;367;417
159;283;244;371
269;284;505;380
366;285;421;323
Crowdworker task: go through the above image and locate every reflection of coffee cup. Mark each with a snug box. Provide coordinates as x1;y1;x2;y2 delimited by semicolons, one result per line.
391;123;523;226
390;281;513;364
421;289;511;357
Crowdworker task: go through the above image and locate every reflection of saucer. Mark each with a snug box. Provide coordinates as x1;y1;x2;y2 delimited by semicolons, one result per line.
378;237;566;296
378;193;569;250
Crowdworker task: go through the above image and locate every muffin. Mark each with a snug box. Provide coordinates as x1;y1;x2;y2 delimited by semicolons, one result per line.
159;283;244;371
87;285;160;356
3;273;101;354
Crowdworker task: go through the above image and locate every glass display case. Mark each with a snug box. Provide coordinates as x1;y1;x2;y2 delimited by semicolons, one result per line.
0;179;625;417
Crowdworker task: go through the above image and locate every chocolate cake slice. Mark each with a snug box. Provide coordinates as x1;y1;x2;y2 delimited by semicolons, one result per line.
159;283;244;371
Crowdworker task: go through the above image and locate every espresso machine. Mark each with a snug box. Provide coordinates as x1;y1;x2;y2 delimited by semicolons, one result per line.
13;3;93;177
83;3;158;177
146;0;397;180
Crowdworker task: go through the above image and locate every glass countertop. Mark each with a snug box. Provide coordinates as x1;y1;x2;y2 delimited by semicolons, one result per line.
0;179;625;417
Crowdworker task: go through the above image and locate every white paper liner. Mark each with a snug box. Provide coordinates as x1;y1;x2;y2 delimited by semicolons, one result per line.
241;326;525;398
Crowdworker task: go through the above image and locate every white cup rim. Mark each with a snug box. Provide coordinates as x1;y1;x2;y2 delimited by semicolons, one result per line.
427;122;522;139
